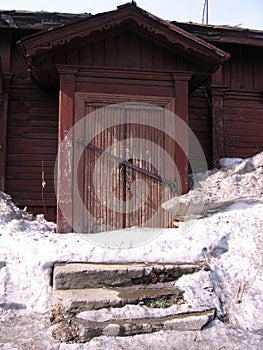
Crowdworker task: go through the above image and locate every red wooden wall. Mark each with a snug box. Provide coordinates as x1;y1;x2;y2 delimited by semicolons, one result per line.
222;45;263;91
223;91;263;157
189;88;212;170
1;20;263;224
1;28;58;221
221;44;263;158
5;79;58;221
37;30;203;80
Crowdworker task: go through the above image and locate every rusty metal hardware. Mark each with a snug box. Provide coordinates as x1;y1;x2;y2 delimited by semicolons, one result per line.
76;138;178;193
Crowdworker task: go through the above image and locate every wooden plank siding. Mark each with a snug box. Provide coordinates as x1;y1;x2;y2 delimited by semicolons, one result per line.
1;9;263;232
38;30;204;78
5;79;58;221
188;88;213;170
220;44;263;158
223;91;263;157
222;44;263;91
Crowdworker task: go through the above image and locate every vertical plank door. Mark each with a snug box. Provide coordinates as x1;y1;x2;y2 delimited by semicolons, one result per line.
73;101;175;232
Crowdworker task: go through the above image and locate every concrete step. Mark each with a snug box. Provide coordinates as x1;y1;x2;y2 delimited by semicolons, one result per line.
53;262;207;290
52;283;184;314
51;262;213;343
52;308;216;343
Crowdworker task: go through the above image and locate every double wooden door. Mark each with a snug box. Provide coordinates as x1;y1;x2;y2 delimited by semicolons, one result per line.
73;95;177;233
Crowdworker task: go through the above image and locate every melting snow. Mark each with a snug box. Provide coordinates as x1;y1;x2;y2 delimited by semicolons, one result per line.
0;152;263;349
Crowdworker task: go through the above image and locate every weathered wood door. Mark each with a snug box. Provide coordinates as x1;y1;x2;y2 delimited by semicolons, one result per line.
73;95;176;233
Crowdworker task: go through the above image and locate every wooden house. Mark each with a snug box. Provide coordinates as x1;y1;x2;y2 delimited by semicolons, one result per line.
0;3;262;232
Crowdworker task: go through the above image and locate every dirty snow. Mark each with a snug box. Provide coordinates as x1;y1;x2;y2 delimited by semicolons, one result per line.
163;151;263;220
0;152;263;349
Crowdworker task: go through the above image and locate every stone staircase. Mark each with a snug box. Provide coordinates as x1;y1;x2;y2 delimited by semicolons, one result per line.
51;262;216;343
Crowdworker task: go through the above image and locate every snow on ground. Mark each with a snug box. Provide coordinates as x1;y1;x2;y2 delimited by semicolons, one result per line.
0;153;263;349
163;151;263;220
219;157;243;167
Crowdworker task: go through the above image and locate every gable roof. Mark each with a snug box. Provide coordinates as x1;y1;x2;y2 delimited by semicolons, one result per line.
2;6;262;47
18;2;229;69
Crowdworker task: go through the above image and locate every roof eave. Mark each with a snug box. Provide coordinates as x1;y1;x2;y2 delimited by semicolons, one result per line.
18;3;229;69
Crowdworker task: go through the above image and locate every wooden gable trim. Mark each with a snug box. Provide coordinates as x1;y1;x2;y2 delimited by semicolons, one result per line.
18;3;229;69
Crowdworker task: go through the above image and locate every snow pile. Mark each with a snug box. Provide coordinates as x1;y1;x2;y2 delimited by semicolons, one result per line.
162;151;263;219
0;152;263;349
0;192;56;233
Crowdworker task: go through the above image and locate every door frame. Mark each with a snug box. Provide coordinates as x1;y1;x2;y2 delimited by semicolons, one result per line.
56;66;191;233
72;93;175;232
